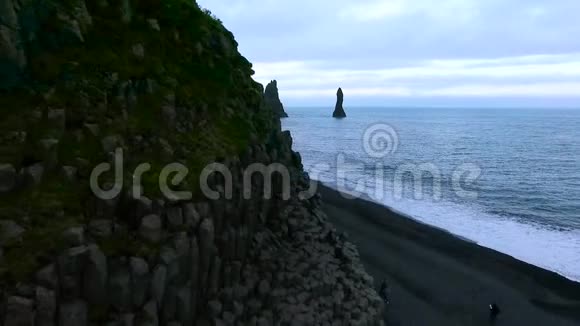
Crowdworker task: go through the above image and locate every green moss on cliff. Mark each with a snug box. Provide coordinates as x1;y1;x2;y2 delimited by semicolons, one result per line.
0;173;86;282
1;0;277;279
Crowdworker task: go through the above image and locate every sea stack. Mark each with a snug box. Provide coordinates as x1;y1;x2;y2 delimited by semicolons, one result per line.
333;87;347;118
264;80;288;118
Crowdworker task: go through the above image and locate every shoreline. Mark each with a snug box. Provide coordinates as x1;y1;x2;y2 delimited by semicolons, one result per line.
318;182;580;325
320;182;578;283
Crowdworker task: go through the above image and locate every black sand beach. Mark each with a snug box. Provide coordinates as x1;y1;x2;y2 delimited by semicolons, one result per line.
319;184;580;325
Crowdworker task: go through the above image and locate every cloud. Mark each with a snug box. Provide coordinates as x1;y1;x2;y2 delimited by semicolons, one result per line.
200;0;580;60
284;87;413;98
281;83;580;99
252;53;580;99
198;0;580;105
337;0;479;23
338;1;407;22
423;83;580;97
254;54;580;81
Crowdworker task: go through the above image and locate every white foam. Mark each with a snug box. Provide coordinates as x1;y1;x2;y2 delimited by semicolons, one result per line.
311;167;580;282
313;170;580;281
377;194;580;282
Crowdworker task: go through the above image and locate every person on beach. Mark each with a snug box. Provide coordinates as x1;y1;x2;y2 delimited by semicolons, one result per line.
489;303;501;323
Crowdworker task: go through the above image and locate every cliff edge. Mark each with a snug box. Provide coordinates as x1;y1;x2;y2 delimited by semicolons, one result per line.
0;1;382;324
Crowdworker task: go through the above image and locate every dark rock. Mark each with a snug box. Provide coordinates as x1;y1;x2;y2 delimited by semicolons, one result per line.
108;259;132;311
130;257;150;307
88;219;113;238
151;265;167;308
0;219;24;245
162;104;177;129
161;283;178;322
166;206;183;228
223;311;235;324
132;43;145;59
0;163;17;192
83;245;107;304
231;261;242;286
55;0;93;43
62;226;85;247
137;300;158;326
59;300;87;326
22;163;45;186
36;264;58;290
208;256;222;296
139;214;162;243
190;236;200;318
102;135;120;153
147;19;160;31
36;286;56;326
91;197;119;220
134;301;159;326
264;80;288;118
153;199;166;215
332;87;347;118
158;138;174;160
75;157;92;177
0;7;26;87
83;123;100;137
176;286;192;325
246;298;262;315
258;279;271;297
4;296;35;326
15;283;35;298
195;202;211;218
207;300;222;318
47;109;66;130
199;219;214;287
121;0;132;23
57;246;90;299
159;246;180;282
182;202;201;228
135;196;153;218
38;138;59;168
173;232;190;280
61;166;78;182
233;301;244;318
118;314;135;326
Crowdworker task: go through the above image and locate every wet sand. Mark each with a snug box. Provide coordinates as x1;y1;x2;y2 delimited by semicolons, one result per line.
319;183;580;325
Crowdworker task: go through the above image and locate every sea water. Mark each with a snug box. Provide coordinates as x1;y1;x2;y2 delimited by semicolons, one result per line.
282;107;580;281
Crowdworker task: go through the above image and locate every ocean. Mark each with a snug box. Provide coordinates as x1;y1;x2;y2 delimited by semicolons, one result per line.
282;107;580;281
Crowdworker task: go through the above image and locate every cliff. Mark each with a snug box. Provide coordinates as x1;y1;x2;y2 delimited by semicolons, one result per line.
333;88;347;118
0;1;382;325
264;80;288;118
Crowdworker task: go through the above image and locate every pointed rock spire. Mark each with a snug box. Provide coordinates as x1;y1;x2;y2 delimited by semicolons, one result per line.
264;80;288;118
332;87;346;118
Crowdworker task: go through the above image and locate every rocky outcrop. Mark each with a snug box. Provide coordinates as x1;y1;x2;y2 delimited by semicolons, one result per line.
0;0;382;325
1;132;384;325
264;80;288;118
333;87;347;118
0;0;26;89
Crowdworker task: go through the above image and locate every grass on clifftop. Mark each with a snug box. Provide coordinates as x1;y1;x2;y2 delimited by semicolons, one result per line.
0;0;276;281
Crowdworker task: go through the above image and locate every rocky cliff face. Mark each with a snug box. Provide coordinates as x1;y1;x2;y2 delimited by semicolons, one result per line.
332;88;346;118
0;1;382;325
264;80;288;118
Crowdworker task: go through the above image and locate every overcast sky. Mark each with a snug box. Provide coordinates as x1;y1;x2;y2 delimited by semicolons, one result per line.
198;0;580;107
